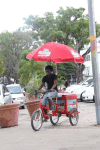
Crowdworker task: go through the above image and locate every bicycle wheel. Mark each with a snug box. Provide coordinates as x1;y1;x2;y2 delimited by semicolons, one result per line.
50;115;59;125
31;109;43;131
69;108;79;126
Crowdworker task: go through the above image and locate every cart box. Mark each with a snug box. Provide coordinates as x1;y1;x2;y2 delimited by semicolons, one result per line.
52;92;77;112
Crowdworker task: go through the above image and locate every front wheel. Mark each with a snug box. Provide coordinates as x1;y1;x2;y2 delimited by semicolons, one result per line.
69;108;79;126
31;109;43;131
50;115;59;125
80;94;83;102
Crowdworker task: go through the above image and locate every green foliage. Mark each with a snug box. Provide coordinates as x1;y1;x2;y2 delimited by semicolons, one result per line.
0;31;40;83
0;59;4;77
1;6;100;85
26;84;35;98
23;7;100;54
57;76;65;86
49;63;75;85
57;63;75;85
18;50;47;85
23;6;100;83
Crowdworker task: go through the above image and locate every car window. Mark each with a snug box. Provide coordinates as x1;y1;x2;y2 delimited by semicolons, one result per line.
82;78;93;85
87;79;93;84
7;86;21;94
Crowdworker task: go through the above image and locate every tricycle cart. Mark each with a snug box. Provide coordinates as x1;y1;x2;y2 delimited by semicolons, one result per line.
26;42;84;131
31;92;79;131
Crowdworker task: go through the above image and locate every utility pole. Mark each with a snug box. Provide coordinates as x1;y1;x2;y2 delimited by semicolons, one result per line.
88;0;100;124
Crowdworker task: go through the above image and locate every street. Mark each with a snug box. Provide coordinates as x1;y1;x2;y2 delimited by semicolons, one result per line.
1;101;100;150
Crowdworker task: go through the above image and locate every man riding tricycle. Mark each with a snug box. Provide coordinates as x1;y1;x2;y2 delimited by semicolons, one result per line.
31;65;79;131
26;42;84;131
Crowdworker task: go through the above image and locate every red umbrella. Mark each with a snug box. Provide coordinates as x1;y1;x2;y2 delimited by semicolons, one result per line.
26;42;84;63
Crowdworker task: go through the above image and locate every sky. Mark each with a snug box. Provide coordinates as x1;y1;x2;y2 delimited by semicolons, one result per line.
0;0;99;33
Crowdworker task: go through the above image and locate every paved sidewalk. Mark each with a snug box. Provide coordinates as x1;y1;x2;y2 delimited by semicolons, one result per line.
0;102;100;150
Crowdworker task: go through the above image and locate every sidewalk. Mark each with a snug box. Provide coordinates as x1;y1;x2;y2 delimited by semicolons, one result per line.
0;102;100;150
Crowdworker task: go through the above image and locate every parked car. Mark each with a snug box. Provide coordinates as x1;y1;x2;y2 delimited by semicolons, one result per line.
6;84;25;109
65;77;93;93
82;84;94;102
0;84;12;105
73;83;93;101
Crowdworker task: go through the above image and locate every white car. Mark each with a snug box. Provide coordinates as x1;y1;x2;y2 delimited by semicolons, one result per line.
73;83;93;101
65;77;93;93
0;84;12;105
82;84;94;102
6;84;25;109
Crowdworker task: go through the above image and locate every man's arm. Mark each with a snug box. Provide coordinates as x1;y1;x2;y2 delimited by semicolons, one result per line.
37;82;44;91
49;79;57;92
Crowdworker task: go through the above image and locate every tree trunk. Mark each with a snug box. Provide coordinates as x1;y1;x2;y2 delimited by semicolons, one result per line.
75;39;79;52
6;76;11;84
75;63;85;83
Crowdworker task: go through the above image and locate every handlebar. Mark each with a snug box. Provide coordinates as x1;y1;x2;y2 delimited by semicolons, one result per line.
34;90;47;99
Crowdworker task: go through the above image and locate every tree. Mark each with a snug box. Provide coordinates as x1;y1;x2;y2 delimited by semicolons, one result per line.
18;50;47;86
23;7;100;83
0;59;4;77
0;31;39;83
0;32;18;83
47;62;76;85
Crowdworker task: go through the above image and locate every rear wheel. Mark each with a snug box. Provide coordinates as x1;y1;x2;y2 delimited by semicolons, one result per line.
31;109;42;131
69;108;79;126
50;115;59;125
93;95;95;102
22;105;25;109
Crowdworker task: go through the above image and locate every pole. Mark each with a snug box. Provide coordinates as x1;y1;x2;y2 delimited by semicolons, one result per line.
56;63;57;75
88;0;100;124
55;63;58;103
51;60;53;66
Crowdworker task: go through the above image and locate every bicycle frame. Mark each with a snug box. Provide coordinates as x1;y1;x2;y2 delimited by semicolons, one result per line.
31;92;80;131
39;102;59;119
36;90;80;118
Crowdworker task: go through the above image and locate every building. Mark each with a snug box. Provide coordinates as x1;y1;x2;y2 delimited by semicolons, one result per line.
80;36;100;77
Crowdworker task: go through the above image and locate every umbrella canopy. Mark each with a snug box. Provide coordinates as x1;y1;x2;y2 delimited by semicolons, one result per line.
26;42;84;63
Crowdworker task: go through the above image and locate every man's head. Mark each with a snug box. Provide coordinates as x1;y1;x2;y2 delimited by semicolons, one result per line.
45;65;53;75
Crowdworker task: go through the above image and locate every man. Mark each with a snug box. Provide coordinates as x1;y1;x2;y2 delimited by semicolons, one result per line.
36;65;58;114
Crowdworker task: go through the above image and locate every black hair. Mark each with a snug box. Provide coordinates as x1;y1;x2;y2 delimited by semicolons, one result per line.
45;65;53;71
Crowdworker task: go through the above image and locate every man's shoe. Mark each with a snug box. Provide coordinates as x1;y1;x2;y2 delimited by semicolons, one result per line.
47;110;53;115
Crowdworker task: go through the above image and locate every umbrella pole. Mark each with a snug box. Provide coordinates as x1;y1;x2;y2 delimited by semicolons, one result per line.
56;63;58;104
51;61;53;66
56;63;57;75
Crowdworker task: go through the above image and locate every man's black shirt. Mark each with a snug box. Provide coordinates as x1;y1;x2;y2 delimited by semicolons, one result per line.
42;74;58;91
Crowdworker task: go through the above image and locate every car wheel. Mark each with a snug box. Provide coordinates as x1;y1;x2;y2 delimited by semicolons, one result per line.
80;94;83;102
93;95;95;102
22;105;25;109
